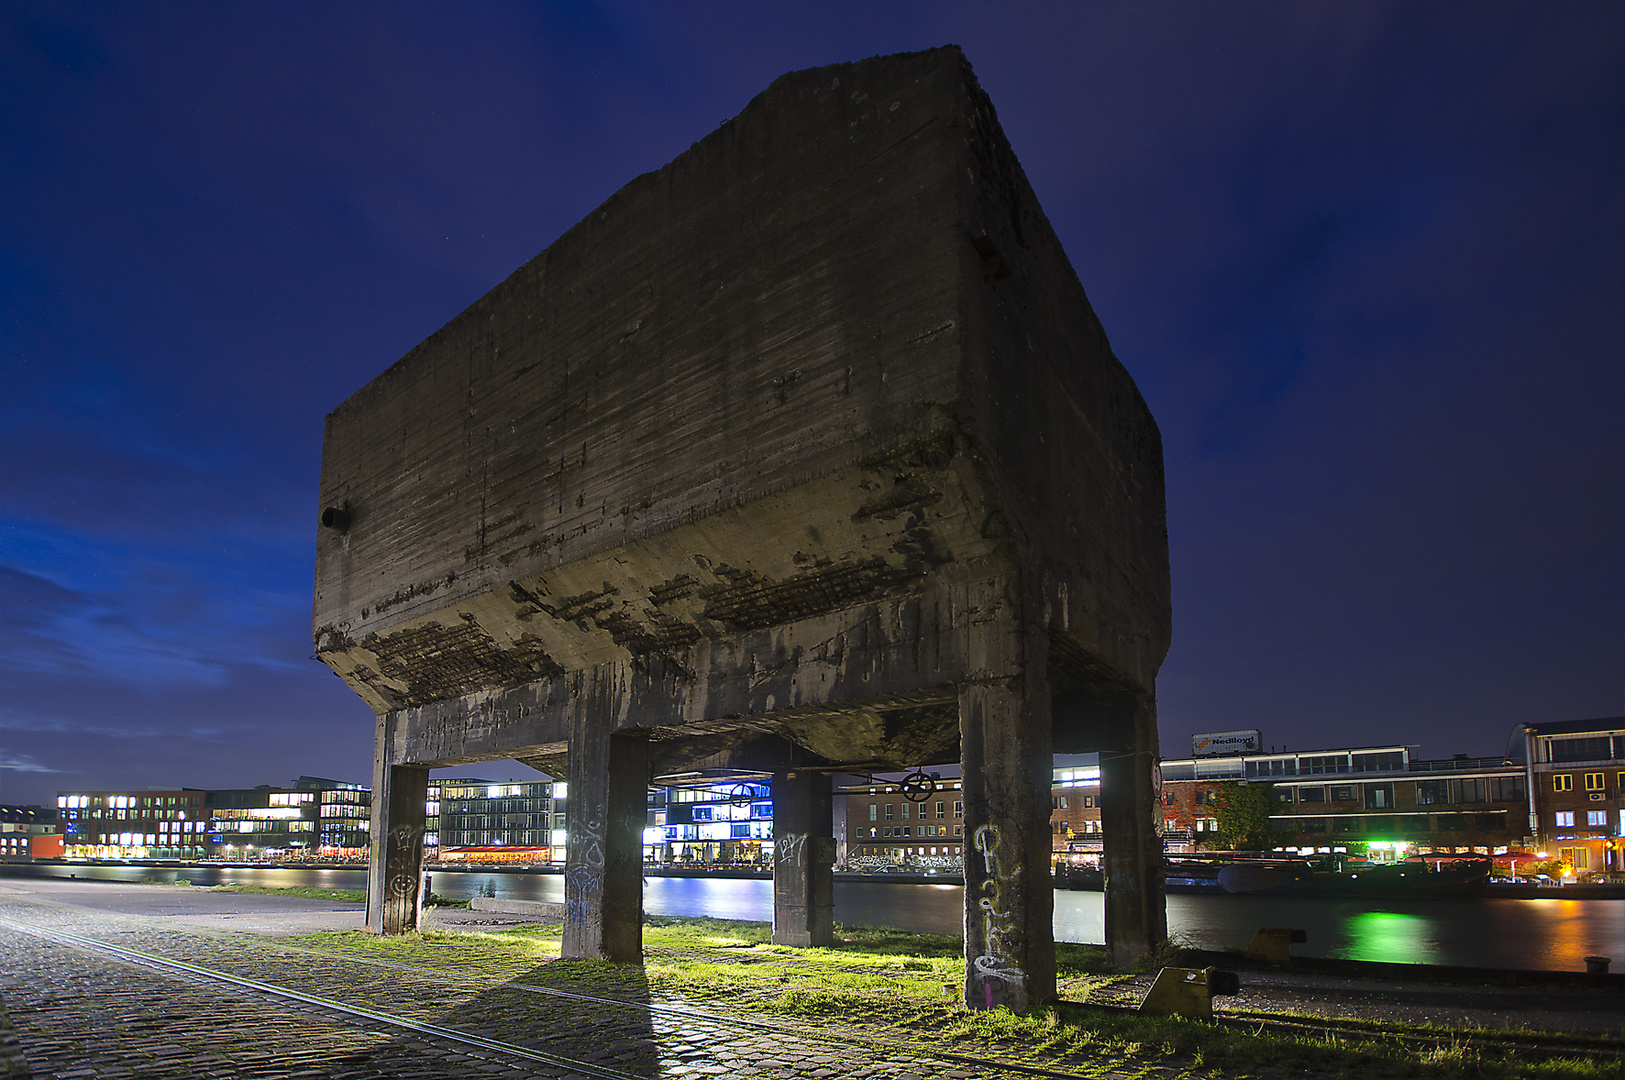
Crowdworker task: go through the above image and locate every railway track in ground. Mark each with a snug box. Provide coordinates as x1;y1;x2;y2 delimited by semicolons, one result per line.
2;903;1617;1078
0;912;1132;1080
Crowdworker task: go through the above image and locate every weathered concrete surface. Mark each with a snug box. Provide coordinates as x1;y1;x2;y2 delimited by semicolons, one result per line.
468;897;567;918
959;581;1056;1010
317;45;1172;995
366;722;427;935
1099;699;1168;968
314;45;1168;731
770;769;835;947
562;726;647;962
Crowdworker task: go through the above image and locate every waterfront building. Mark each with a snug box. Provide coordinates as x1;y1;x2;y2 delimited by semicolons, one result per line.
434;779;554;862
56;788;208;859
1521;716;1624;876
203;777;371;860
647;780;773;865
839;769;966;870
207;784;320;859
1160;743;1530;858
836;756;1108;870
1;805;61;859
309;777;371;858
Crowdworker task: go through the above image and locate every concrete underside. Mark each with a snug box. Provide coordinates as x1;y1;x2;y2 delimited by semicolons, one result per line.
317;46;1173;1009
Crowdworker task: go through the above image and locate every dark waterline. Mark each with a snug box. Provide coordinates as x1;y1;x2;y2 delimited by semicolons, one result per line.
8;864;1619;973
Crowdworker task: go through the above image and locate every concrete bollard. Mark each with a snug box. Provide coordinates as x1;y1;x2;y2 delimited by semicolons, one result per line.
1585;955;1611;975
1244;926;1307;965
1138;966;1242;1020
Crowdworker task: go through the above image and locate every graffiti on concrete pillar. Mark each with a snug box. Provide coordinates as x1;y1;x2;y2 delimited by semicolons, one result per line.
774;832;807;868
970;823;1025;1006
565;815;605;926
385;821;421;903
564;866;601;925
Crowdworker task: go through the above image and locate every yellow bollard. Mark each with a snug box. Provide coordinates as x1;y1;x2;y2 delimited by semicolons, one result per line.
1138;966;1242;1019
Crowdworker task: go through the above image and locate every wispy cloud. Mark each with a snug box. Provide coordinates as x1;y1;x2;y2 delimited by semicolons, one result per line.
0;752;66;773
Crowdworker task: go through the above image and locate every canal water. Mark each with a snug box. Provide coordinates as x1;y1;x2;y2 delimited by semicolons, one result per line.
7;864;1618;973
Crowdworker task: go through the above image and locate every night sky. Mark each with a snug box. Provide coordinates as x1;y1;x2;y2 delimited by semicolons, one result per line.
4;4;1622;807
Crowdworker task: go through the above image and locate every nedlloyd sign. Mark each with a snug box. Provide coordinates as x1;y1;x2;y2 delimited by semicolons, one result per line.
1191;730;1262;758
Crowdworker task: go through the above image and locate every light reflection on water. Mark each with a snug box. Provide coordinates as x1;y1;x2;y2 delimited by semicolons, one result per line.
8;864;1619;972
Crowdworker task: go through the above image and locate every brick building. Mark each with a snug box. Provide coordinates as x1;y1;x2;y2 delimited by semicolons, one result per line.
1159;743;1530;856
57;789;208;859
838;755;1104;870
1521;717;1624;876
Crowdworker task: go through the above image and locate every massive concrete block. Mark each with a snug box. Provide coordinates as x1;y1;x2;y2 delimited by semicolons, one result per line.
315;45;1172;1004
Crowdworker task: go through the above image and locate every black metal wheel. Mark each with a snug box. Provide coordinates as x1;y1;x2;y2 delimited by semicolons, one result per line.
900;771;936;803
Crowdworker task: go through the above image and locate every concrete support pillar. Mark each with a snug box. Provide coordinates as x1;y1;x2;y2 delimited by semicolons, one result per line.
771;769;835;947
1099;698;1167;968
562;723;650;963
960;593;1056;1012
366;715;429;935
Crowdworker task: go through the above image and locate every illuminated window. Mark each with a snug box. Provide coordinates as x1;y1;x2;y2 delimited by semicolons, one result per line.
868;804;877;821
1554;811;1574;827
1553;774;1573;792
935;801;945;819
1584;773;1605;792
1587;810;1606;826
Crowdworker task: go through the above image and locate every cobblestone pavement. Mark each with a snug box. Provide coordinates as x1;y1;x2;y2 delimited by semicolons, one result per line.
0;892;1152;1080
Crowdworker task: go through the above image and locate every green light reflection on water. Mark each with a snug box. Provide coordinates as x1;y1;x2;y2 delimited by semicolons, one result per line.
1343;910;1434;964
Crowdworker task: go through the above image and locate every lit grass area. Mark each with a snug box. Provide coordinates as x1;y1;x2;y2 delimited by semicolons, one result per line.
283;916;1623;1079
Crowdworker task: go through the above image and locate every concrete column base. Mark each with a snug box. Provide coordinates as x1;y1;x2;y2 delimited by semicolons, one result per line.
1101;697;1167;968
562;722;649;963
771;769;835;947
959;582;1056;1012
367;714;428;935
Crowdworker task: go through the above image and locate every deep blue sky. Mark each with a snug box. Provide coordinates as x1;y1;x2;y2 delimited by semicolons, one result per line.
3;3;1622;806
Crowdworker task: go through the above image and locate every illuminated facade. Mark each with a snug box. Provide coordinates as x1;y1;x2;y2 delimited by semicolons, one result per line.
314;780;371;857
434;780;556;861
836;757;1105;870
1161;743;1530;858
57;789;208;859
207;786;319;859
1522;717;1624;877
647;781;773;865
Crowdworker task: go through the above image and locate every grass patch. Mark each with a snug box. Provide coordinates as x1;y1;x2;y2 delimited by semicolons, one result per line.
277;915;1621;1080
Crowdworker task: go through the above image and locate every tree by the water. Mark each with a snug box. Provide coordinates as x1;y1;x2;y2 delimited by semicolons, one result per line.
1213;781;1273;850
